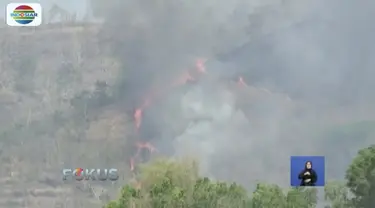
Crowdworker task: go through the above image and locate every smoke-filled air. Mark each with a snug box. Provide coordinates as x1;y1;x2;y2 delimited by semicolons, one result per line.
1;0;375;207
93;0;375;187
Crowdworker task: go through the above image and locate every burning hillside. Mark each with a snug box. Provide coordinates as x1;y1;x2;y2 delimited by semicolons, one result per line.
128;58;293;176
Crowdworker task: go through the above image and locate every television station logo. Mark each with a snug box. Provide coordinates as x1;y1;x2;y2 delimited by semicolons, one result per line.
62;168;119;181
6;3;42;26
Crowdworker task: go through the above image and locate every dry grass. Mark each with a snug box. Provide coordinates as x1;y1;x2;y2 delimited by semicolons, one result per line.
0;22;130;208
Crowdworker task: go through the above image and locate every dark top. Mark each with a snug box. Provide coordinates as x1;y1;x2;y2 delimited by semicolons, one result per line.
298;168;317;186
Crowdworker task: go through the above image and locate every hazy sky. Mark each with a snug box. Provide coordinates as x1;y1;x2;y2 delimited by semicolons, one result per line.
1;0;87;18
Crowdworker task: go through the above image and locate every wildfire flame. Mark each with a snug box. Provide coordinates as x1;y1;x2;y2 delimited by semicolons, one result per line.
237;76;247;87
130;58;248;173
134;109;142;130
195;58;206;74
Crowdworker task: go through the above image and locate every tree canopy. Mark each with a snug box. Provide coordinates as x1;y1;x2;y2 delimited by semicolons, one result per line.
105;145;375;208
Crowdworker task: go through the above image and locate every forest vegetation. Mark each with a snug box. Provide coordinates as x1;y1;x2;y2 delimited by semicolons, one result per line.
106;145;375;208
0;0;374;207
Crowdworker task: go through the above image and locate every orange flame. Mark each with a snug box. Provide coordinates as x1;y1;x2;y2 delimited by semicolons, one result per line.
195;59;206;74
136;141;157;153
173;71;195;86
130;157;135;171
134;108;142;130
130;58;207;172
237;76;247;87
128;58;255;192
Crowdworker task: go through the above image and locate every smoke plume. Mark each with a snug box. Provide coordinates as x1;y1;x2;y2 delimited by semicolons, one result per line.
94;0;375;188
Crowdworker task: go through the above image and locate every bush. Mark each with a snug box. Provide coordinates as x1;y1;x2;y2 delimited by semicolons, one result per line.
106;144;375;208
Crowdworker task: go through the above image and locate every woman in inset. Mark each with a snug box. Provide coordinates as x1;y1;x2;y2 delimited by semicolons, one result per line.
298;161;317;186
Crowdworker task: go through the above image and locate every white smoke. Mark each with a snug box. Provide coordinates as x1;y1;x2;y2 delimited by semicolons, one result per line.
174;87;238;174
171;82;293;187
94;0;375;190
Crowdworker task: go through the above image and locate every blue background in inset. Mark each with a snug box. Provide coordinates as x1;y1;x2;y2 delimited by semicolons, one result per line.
290;156;325;187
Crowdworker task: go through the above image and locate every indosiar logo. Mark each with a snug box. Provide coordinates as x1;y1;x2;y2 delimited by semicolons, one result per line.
7;3;42;26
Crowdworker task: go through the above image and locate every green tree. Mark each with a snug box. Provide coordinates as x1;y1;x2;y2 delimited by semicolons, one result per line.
324;181;352;208
190;178;250;208
286;187;317;208
105;144;375;208
345;145;375;208
105;158;251;208
105;158;323;208
251;183;286;208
